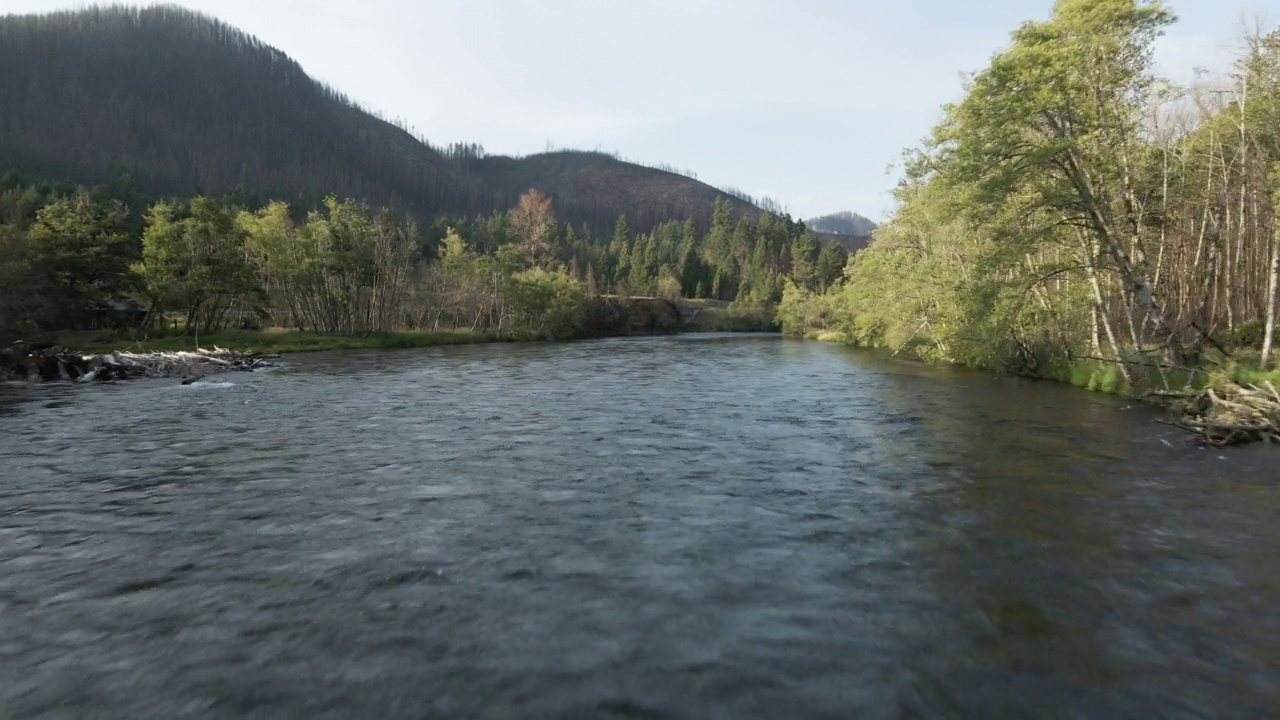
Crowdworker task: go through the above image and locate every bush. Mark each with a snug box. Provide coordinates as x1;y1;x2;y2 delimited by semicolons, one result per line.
1222;319;1267;349
504;267;587;340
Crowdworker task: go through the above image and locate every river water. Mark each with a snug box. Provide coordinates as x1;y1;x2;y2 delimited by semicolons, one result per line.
1;334;1277;719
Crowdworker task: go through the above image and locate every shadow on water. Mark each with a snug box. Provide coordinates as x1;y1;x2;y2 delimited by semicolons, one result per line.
828;345;1280;718
0;335;1277;719
0;382;89;417
0;387;25;417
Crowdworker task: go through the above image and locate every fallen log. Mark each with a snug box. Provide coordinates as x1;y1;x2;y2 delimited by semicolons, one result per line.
1151;381;1280;447
4;344;276;384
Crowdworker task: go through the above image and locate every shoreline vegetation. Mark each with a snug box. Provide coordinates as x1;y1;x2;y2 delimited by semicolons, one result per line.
2;297;778;383
776;2;1280;446
800;327;1280;446
1;184;817;373
41;297;776;356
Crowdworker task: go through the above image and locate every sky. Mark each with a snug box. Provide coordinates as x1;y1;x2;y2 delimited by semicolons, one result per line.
0;0;1271;220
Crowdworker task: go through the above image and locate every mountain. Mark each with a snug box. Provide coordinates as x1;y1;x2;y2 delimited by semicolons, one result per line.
0;5;760;234
470;150;760;233
805;212;877;253
0;6;483;219
807;211;878;237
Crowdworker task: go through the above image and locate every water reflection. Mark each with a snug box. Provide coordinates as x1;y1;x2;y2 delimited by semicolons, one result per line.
841;346;1280;716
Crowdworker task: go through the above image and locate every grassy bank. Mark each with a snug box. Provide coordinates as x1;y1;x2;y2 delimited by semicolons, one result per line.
54;329;507;355
47;302;777;355
803;329;1280;398
1037;353;1280;398
18;298;778;356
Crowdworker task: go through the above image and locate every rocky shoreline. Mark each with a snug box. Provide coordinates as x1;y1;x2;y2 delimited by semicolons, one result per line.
1;344;277;384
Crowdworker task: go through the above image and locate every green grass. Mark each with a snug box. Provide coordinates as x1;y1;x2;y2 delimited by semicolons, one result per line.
807;330;852;343
1043;359;1143;396
1016;351;1280;398
61;328;507;355
1219;350;1280;388
1233;365;1280;387
801;328;1272;399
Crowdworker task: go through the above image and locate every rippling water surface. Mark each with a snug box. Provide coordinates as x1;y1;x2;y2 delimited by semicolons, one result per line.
2;334;1278;719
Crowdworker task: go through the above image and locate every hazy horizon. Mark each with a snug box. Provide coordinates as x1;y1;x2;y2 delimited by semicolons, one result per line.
0;0;1269;220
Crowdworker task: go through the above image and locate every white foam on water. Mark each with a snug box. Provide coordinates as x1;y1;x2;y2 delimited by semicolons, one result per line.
184;381;236;389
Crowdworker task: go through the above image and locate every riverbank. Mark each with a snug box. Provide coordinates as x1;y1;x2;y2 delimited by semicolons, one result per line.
803;329;1280;445
51;329;506;356
32;297;777;357
803;329;1280;393
1;345;277;383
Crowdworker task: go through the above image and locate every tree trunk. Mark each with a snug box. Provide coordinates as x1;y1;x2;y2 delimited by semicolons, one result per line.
1263;217;1280;370
1081;235;1132;385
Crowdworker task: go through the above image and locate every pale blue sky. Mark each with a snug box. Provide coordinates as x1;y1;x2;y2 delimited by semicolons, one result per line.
0;0;1270;219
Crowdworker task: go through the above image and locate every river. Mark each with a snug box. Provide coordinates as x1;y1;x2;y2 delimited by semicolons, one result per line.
1;334;1277;719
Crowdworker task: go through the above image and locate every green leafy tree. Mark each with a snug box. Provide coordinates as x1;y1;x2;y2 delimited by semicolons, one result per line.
505;266;586;339
239;200;301;328
139;196;259;334
931;0;1180;358
28;191;138;328
423;227;499;331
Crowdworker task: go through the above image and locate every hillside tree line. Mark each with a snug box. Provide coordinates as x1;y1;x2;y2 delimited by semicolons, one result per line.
0;6;771;245
0;178;837;341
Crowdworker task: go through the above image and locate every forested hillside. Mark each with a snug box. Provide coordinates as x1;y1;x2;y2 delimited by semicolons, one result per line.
0;6;485;220
806;211;877;237
782;0;1280;387
0;4;858;344
469;150;761;235
0;5;764;237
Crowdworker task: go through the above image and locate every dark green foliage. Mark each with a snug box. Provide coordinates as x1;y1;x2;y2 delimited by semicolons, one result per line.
0;180;144;336
1223;320;1267;349
533;202;826;306
789;233;819;291
0;174;854;343
28;191;139;328
814;243;848;292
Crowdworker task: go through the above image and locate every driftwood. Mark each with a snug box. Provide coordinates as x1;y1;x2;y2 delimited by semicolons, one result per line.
1149;381;1280;447
1;344;277;384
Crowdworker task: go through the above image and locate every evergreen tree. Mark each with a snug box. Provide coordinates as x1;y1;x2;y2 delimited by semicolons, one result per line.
814;242;848;292
790;232;819;291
